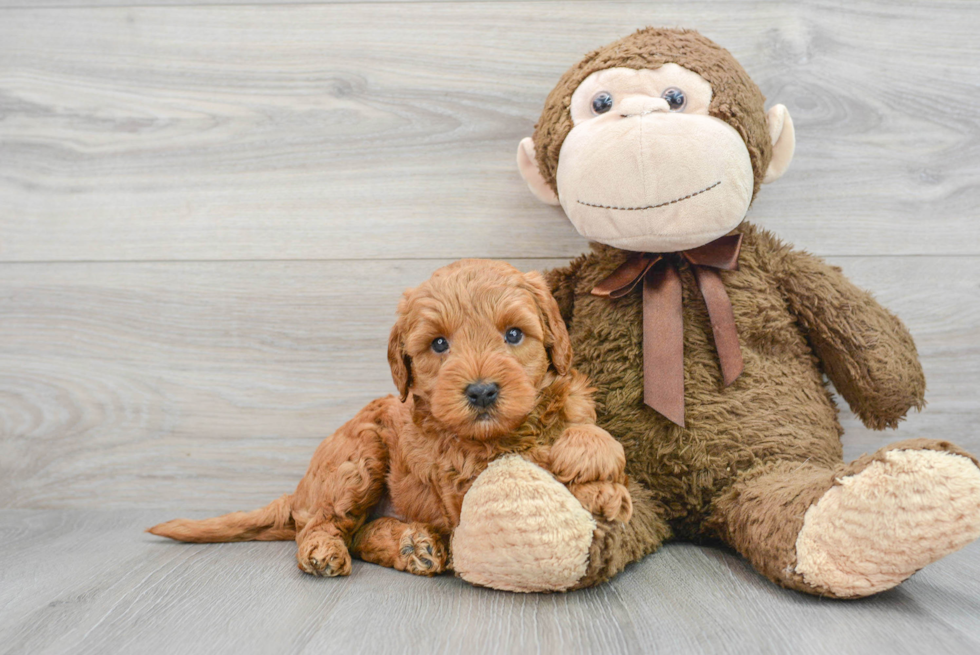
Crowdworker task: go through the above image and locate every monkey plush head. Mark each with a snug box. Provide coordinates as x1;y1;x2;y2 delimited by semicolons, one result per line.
517;27;795;252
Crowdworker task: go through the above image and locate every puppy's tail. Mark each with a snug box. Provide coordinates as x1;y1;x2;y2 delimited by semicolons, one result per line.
147;494;296;543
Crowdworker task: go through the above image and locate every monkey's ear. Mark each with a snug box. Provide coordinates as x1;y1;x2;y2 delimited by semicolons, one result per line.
387;296;413;402
517;137;560;206
524;270;573;375
762;104;795;184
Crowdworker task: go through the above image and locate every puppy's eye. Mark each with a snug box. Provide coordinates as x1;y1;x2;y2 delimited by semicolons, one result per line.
661;87;686;112
504;327;524;345
591;92;613;115
431;337;449;354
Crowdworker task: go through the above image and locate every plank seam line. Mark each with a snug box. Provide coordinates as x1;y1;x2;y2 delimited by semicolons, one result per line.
0;254;975;265
0;0;571;11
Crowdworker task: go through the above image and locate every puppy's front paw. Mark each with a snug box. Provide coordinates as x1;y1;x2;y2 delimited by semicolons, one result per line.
550;425;626;485
297;533;352;577
397;524;447;576
569;481;633;523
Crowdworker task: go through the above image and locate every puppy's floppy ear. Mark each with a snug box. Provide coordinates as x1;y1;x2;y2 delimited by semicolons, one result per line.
523;271;573;375
387;292;414;402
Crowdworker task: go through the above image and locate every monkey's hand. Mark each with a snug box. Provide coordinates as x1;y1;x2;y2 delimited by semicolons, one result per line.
550;425;632;522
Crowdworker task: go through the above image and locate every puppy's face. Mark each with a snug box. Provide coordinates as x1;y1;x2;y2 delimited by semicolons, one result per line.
388;260;572;440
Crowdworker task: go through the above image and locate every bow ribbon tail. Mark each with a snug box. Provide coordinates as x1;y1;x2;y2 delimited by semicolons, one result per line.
643;264;686;427
691;265;744;386
592;234;743;429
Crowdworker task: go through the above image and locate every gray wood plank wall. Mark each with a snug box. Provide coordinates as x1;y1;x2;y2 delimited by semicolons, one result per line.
2;2;980;653
3;0;978;509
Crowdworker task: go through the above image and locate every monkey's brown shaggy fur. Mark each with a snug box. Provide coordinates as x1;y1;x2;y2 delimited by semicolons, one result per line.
515;26;980;598
149;260;631;578
547;225;937;594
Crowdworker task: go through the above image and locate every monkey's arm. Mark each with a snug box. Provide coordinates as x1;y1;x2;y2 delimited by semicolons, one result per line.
773;247;925;430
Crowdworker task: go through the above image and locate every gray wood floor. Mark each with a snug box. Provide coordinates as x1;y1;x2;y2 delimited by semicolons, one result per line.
2;1;980;653
3;510;980;655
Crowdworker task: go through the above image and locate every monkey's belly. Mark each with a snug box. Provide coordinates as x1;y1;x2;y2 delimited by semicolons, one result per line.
571;301;843;533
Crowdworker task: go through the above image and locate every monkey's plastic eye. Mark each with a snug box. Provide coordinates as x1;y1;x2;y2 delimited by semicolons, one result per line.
504;327;524;345
431;337;449;353
591;92;614;115
662;87;686;112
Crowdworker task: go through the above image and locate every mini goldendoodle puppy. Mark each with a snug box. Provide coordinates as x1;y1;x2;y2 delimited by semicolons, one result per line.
149;259;632;577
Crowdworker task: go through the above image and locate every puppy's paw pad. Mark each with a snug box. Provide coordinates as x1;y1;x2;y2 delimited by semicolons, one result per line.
297;534;351;577
398;525;447;576
570;481;633;523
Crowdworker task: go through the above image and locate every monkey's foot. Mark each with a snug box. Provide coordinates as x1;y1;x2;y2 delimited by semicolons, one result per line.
396;525;447;576
795;448;980;598
452;455;596;592
297;532;352;577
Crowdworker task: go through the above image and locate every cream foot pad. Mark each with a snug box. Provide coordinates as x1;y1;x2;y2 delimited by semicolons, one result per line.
796;449;980;597
452;455;596;592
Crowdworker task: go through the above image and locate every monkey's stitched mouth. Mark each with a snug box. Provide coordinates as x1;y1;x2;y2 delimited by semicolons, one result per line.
576;180;722;211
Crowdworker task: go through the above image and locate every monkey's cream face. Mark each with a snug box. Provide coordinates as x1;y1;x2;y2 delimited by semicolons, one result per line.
556;64;754;252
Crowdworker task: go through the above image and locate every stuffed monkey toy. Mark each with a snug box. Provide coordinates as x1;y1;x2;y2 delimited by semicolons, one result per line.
450;27;980;598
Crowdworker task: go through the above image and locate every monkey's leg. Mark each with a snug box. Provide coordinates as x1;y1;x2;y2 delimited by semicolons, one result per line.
708;439;980;598
350;517;448;576
452;455;600;592
292;398;392;577
569;481;672;590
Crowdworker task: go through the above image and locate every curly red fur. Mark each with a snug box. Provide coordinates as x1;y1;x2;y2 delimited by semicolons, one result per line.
148;259;630;577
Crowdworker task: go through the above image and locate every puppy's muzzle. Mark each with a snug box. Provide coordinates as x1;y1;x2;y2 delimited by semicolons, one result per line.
465;381;500;409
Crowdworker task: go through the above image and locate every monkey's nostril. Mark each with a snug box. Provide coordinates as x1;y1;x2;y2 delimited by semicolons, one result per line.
465;382;500;409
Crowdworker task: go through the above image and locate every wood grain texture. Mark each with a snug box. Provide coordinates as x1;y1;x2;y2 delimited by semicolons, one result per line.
2;2;980;651
1;255;977;510
0;0;513;6
1;0;979;261
1;509;978;655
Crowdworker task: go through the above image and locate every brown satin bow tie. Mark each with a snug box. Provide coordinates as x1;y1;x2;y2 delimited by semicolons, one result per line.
591;234;744;427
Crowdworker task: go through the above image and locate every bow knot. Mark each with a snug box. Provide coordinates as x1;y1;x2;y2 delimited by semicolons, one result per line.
591;234;744;427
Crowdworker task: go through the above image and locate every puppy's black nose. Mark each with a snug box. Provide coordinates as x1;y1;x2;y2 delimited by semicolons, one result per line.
465;382;499;409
